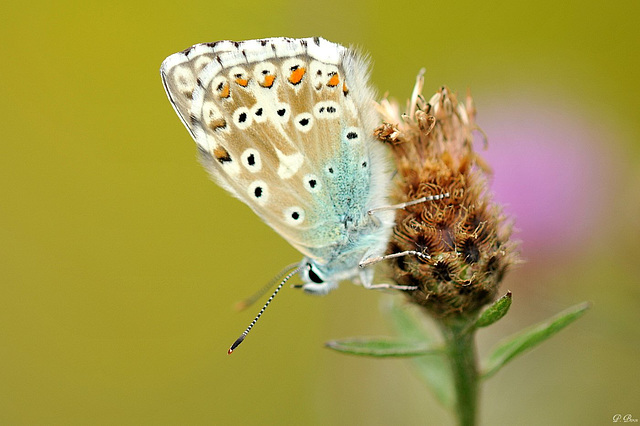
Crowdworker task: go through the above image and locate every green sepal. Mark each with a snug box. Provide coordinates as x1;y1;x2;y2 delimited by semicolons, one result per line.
482;302;590;379
324;337;437;357
474;291;512;328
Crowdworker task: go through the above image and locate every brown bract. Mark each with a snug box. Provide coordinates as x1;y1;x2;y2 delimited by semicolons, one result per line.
376;73;518;318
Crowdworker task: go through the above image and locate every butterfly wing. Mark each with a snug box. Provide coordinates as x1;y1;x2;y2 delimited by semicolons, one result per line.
161;37;390;264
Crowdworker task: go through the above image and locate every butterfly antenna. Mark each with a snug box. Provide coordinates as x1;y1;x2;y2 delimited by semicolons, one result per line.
234;262;300;311
228;265;303;354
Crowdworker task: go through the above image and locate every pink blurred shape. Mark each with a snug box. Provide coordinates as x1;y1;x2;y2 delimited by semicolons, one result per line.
477;99;612;259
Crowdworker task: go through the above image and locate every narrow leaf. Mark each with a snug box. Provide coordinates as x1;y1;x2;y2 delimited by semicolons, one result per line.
482;302;590;379
387;298;438;343
387;299;454;408
475;291;512;328
325;337;437;357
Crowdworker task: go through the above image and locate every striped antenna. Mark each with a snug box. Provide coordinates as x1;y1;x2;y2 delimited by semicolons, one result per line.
228;265;303;354
234;262;300;311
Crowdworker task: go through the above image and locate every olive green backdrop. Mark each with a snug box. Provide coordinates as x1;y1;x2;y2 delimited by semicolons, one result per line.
1;1;638;424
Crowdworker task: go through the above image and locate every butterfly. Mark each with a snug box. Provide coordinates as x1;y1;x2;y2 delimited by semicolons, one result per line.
160;37;443;352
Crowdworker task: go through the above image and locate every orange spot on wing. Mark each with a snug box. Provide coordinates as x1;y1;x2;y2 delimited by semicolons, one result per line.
342;82;349;96
209;118;227;132
288;67;306;85
327;73;340;87
213;146;231;163
219;82;230;98
235;77;249;87
260;74;276;88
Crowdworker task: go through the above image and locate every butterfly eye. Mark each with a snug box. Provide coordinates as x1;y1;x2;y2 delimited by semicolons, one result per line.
306;264;324;284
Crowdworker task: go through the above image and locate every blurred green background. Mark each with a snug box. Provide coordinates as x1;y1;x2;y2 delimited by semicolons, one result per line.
1;1;638;424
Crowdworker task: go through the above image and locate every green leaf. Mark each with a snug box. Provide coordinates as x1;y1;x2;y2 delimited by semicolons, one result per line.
387;298;438;343
386;299;454;408
482;302;590;379
325;337;437;357
475;291;512;328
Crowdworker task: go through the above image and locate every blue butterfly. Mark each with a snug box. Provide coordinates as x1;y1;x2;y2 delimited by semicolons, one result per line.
160;37;442;352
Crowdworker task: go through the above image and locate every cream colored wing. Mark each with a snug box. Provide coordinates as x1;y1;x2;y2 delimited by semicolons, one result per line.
161;37;387;261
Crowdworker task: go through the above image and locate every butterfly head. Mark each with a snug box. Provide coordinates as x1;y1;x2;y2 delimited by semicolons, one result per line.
297;258;339;295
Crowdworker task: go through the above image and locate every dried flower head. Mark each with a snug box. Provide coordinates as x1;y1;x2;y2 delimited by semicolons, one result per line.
376;71;518;319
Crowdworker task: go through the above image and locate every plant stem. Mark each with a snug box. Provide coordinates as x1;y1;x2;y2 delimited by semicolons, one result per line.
440;318;479;426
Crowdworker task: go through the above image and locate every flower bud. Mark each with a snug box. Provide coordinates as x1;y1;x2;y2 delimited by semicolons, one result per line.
377;74;518;319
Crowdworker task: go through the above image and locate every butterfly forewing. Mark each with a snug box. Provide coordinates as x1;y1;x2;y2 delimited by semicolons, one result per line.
161;37;387;263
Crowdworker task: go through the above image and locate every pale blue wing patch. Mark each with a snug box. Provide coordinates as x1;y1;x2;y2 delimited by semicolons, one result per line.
161;38;392;268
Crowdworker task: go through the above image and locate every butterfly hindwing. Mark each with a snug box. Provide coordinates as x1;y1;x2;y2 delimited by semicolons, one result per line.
161;37;390;263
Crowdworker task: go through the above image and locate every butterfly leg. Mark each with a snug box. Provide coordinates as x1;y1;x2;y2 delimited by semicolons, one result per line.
357;250;427;291
356;265;418;291
359;250;430;269
367;193;450;217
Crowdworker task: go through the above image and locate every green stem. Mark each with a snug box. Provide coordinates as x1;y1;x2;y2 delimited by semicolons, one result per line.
440;318;479;426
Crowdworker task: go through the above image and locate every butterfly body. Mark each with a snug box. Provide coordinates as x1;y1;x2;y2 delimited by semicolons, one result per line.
161;37;395;294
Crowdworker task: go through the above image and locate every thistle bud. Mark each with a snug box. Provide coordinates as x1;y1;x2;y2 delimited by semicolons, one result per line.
377;73;518;319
